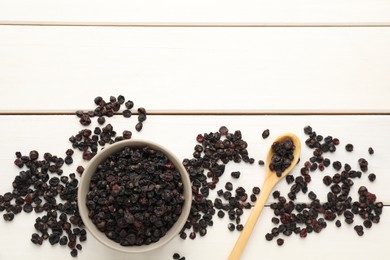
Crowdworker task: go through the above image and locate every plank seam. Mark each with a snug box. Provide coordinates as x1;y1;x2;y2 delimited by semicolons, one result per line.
1;23;390;28
0;112;390;116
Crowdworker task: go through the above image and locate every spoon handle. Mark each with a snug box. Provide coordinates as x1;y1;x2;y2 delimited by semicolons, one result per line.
228;179;275;260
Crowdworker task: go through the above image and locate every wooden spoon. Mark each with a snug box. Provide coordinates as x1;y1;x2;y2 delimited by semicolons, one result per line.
228;133;301;260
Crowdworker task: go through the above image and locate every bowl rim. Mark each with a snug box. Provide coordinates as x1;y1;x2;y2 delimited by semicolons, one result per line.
77;139;192;253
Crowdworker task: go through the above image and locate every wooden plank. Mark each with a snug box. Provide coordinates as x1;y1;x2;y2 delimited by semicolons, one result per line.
1;206;389;260
1;115;389;203
1;0;390;25
1;26;390;113
0;115;389;259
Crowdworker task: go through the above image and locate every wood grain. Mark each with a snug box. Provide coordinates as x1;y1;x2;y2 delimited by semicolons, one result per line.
1;1;389;256
0;115;389;260
1;0;390;26
1;26;390;113
1;114;389;204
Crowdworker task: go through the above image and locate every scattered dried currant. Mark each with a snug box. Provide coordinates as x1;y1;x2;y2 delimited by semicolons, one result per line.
262;129;270;139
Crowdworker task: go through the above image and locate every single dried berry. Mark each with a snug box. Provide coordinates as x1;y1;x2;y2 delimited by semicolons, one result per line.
299;228;307;238
124;100;134;109
109;96;117;102
138;113;147;122
199;228;207;237
14;158;24;168
59;236;68;246
225;182;233;191
117;95;125;104
189;232;196;240
368;147;374;155
258;160;264;166
285;175;294;184
265;233;273;241
272;190;280;199
76;166;84;175
228;223;235;231
180;232;187;240
23;204;33;213
94;96;103;105
335;220;341;227
271;217;279;224
231;171;241;179
323;158;331;167
65;156;73;165
332;161;342;171
219;126;229;135
262;129;270;139
236;224;244;231
345;144;354;152
308;191;317;200
368;173;376;182
363;220;372;229
122;130;132;139
358;158;368;172
79;114;91;126
250;194;257;202
137;107;146;114
29;150;39;161
309;163;318;172
70;249;78;257
303;125;312;135
123;109;132;118
49;233;60;245
97;116;105;125
135;122;143;132
252;187;260;195
223;191;232;200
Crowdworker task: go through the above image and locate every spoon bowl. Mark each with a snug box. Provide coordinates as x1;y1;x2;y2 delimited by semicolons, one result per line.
228;133;301;260
264;133;301;184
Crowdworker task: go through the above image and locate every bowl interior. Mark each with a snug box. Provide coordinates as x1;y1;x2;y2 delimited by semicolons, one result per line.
78;139;192;253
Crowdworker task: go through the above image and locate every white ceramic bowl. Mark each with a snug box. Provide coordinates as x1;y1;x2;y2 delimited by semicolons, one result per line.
78;139;191;253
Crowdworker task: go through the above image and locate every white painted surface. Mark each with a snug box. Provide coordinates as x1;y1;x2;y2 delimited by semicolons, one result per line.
0;0;390;25
1;26;390;113
1;1;389;257
0;115;389;259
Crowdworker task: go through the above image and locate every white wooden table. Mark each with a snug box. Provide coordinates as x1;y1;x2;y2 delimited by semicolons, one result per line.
1;1;390;259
